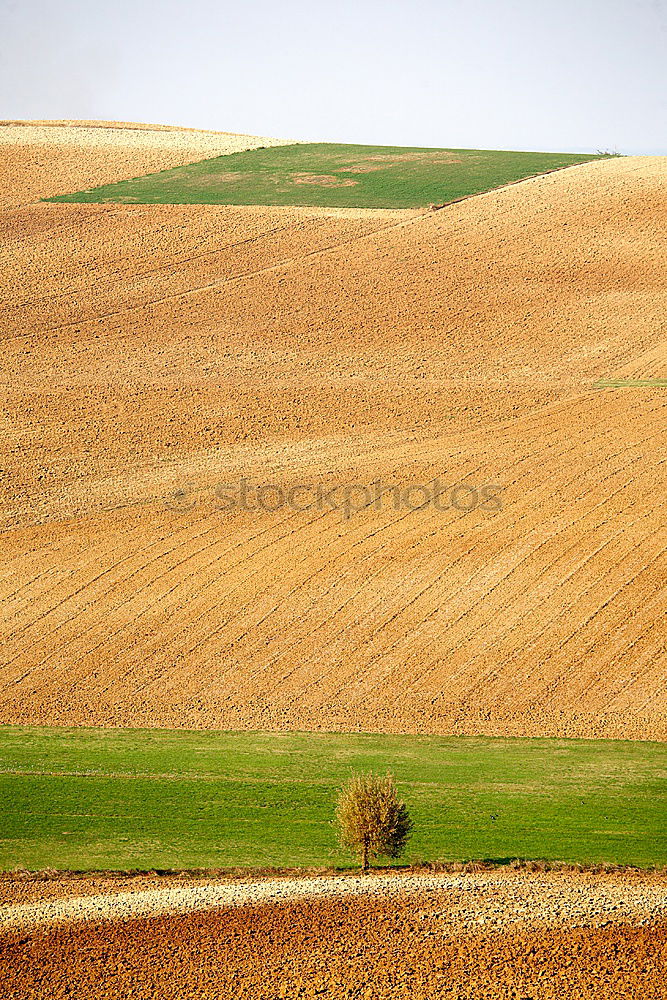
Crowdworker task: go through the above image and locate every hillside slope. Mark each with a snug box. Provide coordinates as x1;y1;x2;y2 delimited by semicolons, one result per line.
0;154;665;737
0;121;292;210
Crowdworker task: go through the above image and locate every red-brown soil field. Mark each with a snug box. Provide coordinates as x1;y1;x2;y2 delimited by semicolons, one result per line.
0;131;666;738
2;871;667;999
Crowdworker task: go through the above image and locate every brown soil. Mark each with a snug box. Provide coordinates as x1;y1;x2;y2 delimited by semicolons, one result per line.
335;154;462;173
360;152;464;164
2;868;666;925
0;121;292;209
293;173;358;186
0;153;666;738
1;888;666;999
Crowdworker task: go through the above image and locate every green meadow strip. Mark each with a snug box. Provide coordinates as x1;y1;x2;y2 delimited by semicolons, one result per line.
44;143;606;210
1;726;665;871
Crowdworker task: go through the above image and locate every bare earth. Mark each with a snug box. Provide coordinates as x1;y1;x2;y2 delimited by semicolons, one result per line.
1;869;666;929
0;120;292;209
1;870;666;998
2;133;667;995
0;132;666;738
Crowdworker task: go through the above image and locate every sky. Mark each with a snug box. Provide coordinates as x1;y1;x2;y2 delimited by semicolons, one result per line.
1;0;665;154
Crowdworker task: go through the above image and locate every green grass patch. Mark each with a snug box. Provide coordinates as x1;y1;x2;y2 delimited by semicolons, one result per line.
594;379;667;388
45;143;605;210
1;727;665;871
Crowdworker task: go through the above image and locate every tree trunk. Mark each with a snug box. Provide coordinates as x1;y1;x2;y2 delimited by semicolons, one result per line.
362;838;369;872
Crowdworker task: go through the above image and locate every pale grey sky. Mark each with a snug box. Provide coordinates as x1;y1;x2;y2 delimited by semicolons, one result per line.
1;0;665;153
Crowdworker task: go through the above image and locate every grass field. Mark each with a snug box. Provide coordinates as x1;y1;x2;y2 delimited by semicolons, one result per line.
1;727;665;871
45;143;604;209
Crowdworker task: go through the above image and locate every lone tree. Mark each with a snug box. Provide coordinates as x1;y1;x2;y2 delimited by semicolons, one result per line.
335;771;412;871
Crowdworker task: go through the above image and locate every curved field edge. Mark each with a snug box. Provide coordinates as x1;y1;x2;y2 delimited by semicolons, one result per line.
0;120;262;133
2;869;666;931
0;122;294;210
0;726;665;871
43;142;607;209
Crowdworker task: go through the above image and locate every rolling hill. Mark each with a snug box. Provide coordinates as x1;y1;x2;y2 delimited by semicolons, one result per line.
0;127;665;739
0;120;292;210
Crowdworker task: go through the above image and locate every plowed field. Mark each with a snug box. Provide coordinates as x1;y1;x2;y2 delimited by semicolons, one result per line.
1;151;666;738
2;871;667;999
0;121;292;210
